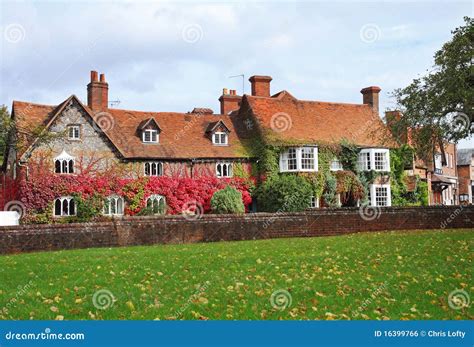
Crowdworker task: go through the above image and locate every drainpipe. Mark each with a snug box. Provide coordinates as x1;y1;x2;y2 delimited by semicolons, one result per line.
17;161;29;180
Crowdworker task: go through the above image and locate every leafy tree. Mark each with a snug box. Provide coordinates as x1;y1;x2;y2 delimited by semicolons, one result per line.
390;17;473;163
211;186;245;214
0;105;12;165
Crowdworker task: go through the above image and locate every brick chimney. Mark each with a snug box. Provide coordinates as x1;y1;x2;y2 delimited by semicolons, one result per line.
219;88;242;115
87;70;108;111
361;86;381;115
249;75;272;97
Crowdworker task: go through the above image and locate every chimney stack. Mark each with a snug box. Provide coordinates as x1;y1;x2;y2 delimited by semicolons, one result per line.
219;88;242;115
87;70;109;111
361;86;381;115
249;75;272;97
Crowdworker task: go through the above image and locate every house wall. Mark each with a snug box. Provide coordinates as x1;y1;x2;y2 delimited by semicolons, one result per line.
458;165;472;203
0;206;472;254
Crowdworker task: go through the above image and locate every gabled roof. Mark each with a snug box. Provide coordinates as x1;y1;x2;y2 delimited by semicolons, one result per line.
137;117;161;131
242;91;396;148
205;120;231;133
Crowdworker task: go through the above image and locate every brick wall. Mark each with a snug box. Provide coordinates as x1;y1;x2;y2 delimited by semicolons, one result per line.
0;206;473;254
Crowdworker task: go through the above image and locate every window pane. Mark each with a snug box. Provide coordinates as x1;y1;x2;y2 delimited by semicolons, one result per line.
69;127;74;138
70;199;75;215
151;131;157;142
288;148;297;170
69;160;74;173
117;198;123;214
221;134;226;144
55;160;61;173
375;187;388;206
145;163;150;176
144;131;151;142
111;198;116;214
217;164;222;177
54;199;61;216
62;160;67;173
301;148;315;170
63;199;69;215
151;163;157;176
74;127;79;138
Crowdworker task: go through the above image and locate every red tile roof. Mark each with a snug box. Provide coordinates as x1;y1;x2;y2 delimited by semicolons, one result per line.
243;91;395;148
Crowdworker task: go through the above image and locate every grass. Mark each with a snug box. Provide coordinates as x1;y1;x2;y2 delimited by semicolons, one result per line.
0;229;472;320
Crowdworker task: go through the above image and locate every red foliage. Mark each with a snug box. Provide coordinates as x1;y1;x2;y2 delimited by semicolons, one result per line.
18;167;252;217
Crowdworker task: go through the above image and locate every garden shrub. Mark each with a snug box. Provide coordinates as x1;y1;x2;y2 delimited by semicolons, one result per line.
256;174;312;212
211;186;245;214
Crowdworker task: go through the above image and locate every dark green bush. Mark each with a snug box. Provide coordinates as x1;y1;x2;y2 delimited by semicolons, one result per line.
211;186;245;214
256;174;312;212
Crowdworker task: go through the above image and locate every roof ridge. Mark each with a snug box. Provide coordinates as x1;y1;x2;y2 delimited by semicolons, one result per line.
247;92;371;107
13;100;56;107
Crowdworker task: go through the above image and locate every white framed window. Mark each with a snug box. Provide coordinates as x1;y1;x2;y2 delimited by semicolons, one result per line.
53;196;76;217
68;125;80;140
146;194;166;215
358;149;390;172
142;129;159;143
144;162;163;176
330;158;343;171
213;132;228;145
104;195;124;216
434;153;442;169
54;150;74;174
279;147;318;172
216;162;232;178
310;196;320;208
368;184;392;207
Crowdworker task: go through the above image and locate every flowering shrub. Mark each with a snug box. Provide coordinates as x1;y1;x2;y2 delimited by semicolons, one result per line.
17;167;252;223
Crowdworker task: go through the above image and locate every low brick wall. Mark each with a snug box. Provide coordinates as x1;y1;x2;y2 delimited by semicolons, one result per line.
0;206;473;254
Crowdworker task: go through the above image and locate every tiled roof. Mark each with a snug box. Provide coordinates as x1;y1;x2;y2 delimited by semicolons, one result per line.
12;98;253;160
457;148;473;166
243;91;395;148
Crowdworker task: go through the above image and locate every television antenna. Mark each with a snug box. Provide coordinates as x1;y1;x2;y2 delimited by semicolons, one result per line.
229;74;244;95
109;100;121;108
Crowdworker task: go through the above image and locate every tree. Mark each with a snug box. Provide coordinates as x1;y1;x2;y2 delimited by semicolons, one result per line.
0;105;12;165
390;17;473;163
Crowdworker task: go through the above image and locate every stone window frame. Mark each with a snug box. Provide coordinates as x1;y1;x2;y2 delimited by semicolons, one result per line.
53;196;76;217
146;194;166;215
103;195;124;216
54;151;75;174
144;162;163;177
216;162;233;178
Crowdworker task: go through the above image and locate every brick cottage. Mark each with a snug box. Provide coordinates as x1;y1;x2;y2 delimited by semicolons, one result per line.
3;71;400;218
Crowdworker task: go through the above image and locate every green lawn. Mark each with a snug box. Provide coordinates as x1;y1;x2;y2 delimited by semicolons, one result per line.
0;229;472;320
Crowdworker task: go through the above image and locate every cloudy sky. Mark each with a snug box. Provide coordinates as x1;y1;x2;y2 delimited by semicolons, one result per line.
1;0;472;147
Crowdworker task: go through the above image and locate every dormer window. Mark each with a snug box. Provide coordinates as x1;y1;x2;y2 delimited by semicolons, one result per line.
142;129;158;143
54;150;74;174
213;132;228;145
206;120;231;146
138;117;161;144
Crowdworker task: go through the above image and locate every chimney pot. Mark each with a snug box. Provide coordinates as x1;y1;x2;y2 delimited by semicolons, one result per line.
223;88;229;95
91;71;98;82
87;70;108;111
